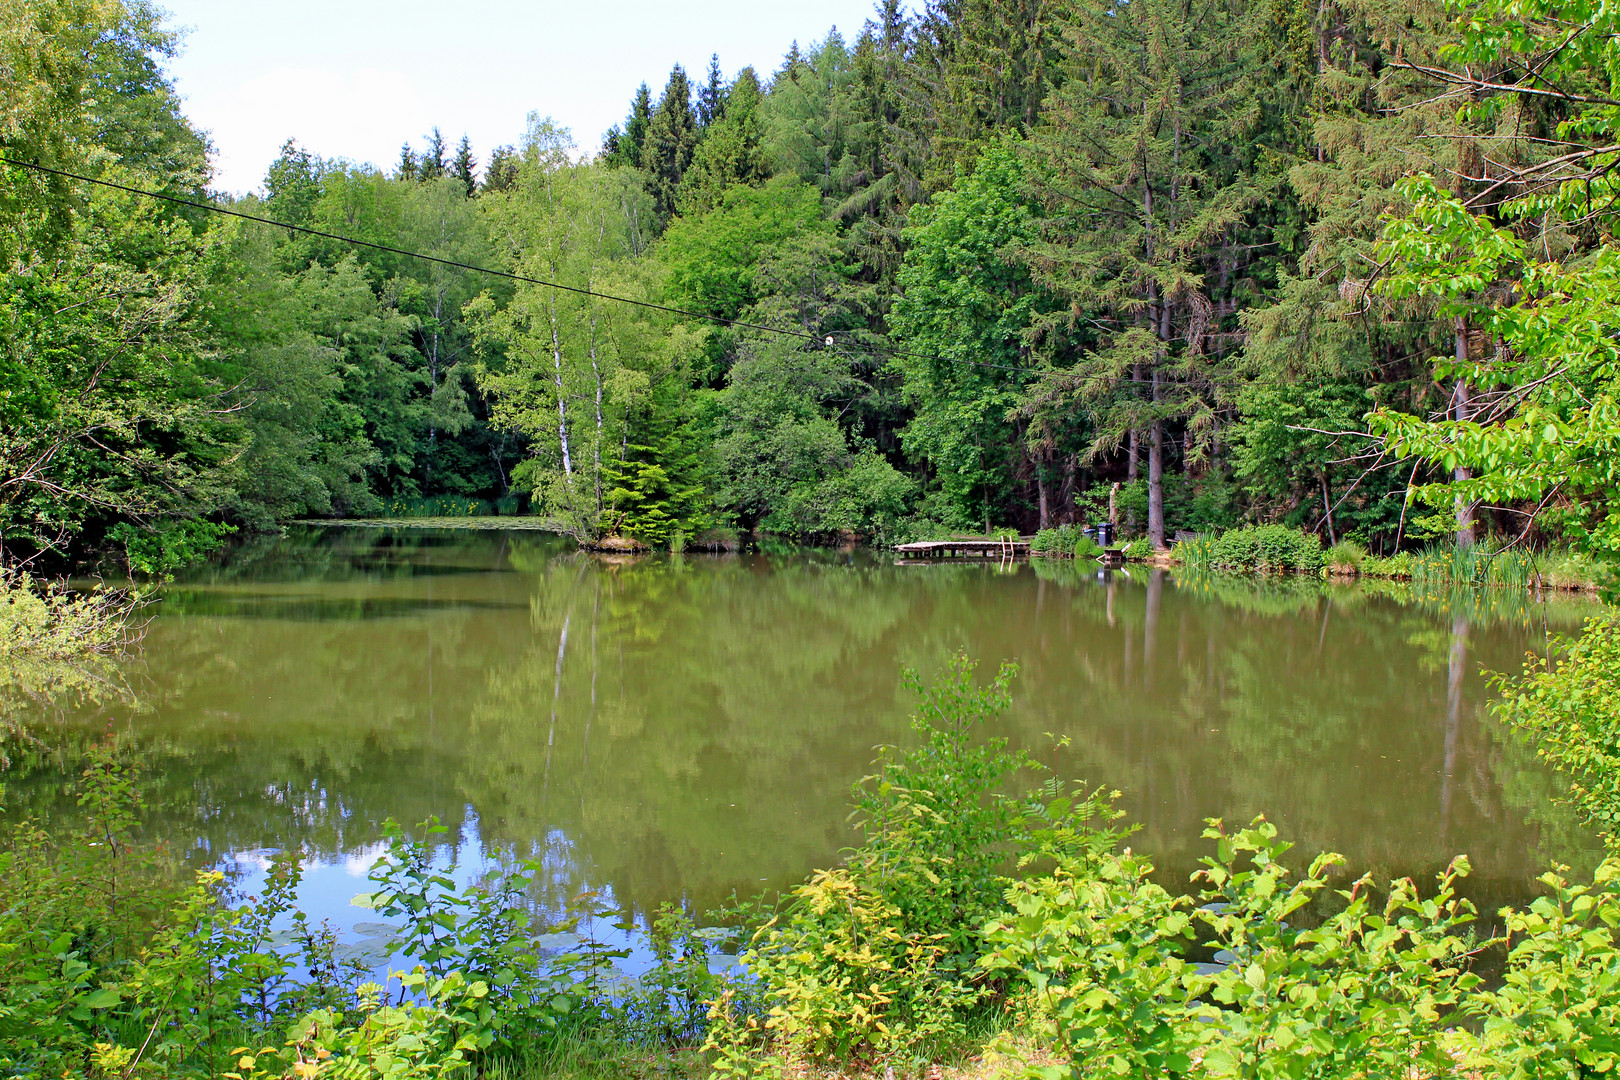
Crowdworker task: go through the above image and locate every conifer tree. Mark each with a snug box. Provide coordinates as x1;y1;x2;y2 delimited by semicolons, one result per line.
395;142;418;182
452;134;477;196
603;83;654;170
481;145;519;194
1022;0;1274;548
677;67;770;215
934;0;1066;183
265;139;322;225
698;54;725;128
419;127;447;180
780;41;804;82
643;65;698;221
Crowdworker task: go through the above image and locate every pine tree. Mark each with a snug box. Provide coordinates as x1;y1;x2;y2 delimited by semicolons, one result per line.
698;53;725;128
420;127;447;181
452;134;477;196
481;145;519;194
395;142;418;182
643;66;698;221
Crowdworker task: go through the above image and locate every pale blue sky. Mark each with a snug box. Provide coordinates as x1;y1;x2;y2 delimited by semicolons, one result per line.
157;0;897;195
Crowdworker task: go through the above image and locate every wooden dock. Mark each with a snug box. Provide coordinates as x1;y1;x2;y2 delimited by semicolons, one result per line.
895;538;1030;559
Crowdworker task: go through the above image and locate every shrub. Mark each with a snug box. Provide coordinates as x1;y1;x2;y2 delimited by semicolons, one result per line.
1208;524;1323;574
1123;537;1152;560
983;818;1484;1080
1494;614;1620;843
706;656;1124;1073
109;518;236;577
1032;526;1108;559
1029;526;1074;555
1361;551;1414;579
1073;534;1105;559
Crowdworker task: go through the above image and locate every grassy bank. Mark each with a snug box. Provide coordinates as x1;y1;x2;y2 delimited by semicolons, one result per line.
1167;525;1606;591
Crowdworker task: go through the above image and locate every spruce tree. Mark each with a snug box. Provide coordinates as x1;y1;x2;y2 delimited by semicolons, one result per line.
643;65;698;221
1240;0;1519;548
698;53;725;128
419;127;447;181
395;142;418;182
452;134;477;196
481;145;518;194
607;83;654;170
676;67;770;215
934;0;1067;183
1021;0;1274;548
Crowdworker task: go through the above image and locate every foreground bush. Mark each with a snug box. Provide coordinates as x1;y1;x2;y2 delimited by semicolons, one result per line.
985;820;1620;1080
706;656;1124;1075
1496;613;1620;844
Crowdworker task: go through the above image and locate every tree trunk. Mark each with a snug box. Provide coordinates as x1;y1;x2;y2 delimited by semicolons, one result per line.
1036;450;1052;531
1148;368;1166;549
1148;418;1165;549
1453;319;1475;549
1320;472;1337;546
548;295;574;485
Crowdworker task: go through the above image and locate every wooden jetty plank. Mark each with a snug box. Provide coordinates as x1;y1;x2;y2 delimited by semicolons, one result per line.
895;539;1031;558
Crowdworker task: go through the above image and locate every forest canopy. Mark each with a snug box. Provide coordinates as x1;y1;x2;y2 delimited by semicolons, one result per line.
5;0;1620;569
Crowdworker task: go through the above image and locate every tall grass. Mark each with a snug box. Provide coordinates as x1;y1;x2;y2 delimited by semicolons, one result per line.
1408;543;1540;589
384;495;492;518
1173;533;1216;570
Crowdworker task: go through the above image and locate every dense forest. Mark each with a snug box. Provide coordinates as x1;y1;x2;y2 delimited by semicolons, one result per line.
6;0;1620;571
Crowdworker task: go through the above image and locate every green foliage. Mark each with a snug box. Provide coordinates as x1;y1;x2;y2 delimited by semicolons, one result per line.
1030;526;1104;559
0;567;136;661
891;144;1053;529
1208;525;1324;574
1323;539;1367;574
1172;533;1216;570
707;655;1125;1072
601;434;711;550
707;867;977;1074
223;971;496;1080
381;497;491;519
1495;615;1620;843
355;818;629;1049
659;176;829;323
109;519;235;576
1122;537;1152;561
983;818;1484;1080
1464;862;1620;1076
1408;543;1539;590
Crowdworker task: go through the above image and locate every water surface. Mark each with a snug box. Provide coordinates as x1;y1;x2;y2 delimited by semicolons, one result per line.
10;526;1605;946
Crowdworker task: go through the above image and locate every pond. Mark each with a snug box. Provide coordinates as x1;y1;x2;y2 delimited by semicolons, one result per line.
7;525;1607;966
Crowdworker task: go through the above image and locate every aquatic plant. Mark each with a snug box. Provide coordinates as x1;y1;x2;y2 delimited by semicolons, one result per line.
1172;533;1216;570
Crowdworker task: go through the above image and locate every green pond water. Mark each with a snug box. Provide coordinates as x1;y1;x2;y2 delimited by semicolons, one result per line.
7;526;1608;951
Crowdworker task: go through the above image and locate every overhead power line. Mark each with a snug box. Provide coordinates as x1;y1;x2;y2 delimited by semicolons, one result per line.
2;155;1054;374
